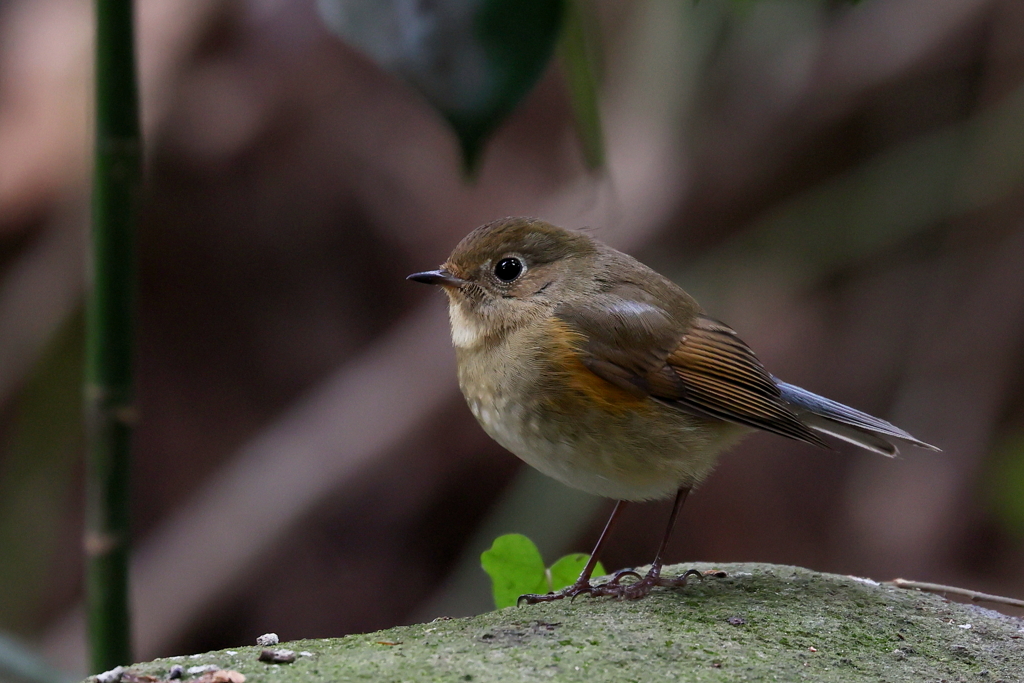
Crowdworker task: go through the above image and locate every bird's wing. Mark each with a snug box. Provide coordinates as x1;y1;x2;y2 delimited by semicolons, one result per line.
554;292;828;449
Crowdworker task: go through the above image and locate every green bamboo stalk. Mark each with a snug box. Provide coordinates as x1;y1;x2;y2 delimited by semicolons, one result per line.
86;0;140;672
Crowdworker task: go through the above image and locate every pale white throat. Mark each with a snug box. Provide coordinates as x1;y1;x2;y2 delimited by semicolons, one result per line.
446;298;488;349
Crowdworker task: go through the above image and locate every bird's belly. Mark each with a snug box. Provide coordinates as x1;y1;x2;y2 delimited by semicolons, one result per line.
462;382;746;502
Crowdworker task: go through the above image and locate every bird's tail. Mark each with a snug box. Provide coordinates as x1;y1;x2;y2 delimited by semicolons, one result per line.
775;379;940;457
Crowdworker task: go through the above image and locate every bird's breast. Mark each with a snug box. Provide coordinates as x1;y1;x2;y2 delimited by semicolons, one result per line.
454;317;743;500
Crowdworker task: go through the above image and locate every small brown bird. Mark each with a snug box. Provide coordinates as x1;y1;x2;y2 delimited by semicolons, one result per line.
408;217;937;602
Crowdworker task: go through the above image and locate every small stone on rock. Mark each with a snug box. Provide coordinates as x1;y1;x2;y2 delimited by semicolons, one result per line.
258;649;296;664
95;666;125;683
256;633;279;646
187;665;218;675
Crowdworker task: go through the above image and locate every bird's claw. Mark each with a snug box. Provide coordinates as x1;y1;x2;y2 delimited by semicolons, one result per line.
518;568;711;604
606;568;643;585
517;579;600;605
588;567;705;600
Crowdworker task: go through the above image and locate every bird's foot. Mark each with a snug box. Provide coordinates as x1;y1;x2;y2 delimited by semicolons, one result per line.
517;578;603;605
517;569;647;604
588;566;705;600
517;567;715;604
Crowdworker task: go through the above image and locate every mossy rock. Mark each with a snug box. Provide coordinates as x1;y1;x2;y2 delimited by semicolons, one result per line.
110;563;1023;682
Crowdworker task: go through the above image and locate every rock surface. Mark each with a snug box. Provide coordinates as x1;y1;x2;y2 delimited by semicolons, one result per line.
110;563;1024;682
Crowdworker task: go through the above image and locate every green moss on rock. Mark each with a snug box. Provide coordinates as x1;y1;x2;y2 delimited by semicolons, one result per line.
117;563;1024;682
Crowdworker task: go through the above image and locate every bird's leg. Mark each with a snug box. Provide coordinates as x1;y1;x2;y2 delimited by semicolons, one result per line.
645;485;690;584
518;500;628;605
591;487;700;599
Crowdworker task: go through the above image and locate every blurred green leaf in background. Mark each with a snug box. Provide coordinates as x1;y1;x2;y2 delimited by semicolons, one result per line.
317;0;566;172
547;552;598;592
989;433;1024;535
481;534;605;609
558;0;604;170
0;314;83;636
0;314;83;682
481;534;548;608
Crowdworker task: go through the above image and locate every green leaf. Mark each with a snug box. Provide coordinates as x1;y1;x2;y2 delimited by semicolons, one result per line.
548;553;605;592
558;0;604;169
0;312;83;634
317;0;564;174
464;0;565;172
481;534;548;609
989;433;1024;534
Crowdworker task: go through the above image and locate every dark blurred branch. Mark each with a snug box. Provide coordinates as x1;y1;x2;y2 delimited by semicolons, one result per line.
890;578;1024;608
684;80;1024;303
85;0;141;671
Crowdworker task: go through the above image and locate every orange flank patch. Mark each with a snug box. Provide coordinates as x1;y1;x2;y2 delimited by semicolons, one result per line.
541;318;651;415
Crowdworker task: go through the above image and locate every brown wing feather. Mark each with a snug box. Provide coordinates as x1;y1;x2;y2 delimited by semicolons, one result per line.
664;317;828;448
556;293;828;449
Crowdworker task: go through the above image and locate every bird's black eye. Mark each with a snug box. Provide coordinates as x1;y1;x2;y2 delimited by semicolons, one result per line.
494;257;524;282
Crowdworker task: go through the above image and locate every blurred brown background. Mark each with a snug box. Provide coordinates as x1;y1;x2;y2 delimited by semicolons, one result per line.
1;0;1023;674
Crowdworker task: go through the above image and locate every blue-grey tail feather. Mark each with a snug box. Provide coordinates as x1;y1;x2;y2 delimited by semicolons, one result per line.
774;379;939;457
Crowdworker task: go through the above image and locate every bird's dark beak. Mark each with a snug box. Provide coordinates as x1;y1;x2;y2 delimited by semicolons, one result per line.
406;269;467;287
